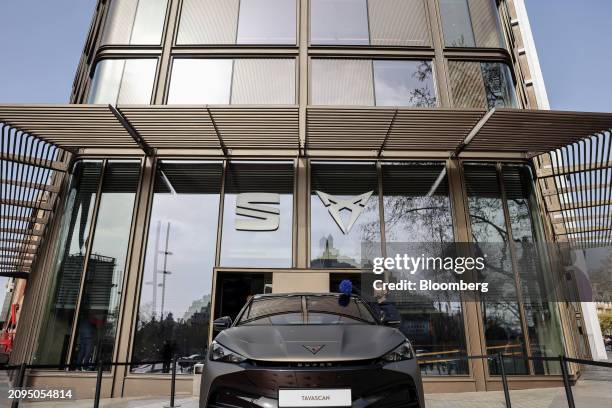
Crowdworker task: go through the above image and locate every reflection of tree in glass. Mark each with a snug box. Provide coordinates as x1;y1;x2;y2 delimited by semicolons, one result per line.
409;61;437;107
481;62;513;109
449;35;470;48
384;196;453;243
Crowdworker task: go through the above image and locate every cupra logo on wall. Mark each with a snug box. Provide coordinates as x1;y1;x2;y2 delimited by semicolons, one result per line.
235;191;373;234
314;191;373;234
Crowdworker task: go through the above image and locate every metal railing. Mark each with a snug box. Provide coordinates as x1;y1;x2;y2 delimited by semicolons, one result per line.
1;354;610;408
0;358;204;408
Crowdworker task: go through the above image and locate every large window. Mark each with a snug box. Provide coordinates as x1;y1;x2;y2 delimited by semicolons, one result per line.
220;162;294;268
34;161;103;365
448;61;517;109
502;165;564;375
101;0;168;45
34;161;140;368
88;59;157;104
466;164;564;376
381;163;468;375
439;0;504;48
310;162;380;268
311;59;437;107
71;161;141;368
310;0;431;46
132;162;222;373
177;0;296;45
464;163;529;375
167;58;296;104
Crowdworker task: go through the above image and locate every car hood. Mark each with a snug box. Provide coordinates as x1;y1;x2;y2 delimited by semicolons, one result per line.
214;324;405;362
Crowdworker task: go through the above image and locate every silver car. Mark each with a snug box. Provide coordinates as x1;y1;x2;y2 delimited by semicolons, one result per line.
200;293;424;408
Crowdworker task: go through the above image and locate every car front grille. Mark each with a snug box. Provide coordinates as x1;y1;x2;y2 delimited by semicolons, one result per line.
248;359;379;368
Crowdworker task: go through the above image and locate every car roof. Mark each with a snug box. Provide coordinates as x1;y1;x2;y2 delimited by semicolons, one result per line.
252;292;360;299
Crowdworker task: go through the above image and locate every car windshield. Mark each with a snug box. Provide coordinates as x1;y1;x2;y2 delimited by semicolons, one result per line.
236;295;377;326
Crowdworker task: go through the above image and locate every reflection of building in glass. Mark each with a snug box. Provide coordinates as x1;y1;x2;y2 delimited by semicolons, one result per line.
182;295;211;323
56;254;116;310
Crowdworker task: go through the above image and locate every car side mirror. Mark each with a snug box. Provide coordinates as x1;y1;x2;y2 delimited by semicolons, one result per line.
213;316;232;332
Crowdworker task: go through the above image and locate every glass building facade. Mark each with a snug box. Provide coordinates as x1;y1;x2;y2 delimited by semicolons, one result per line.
14;0;579;398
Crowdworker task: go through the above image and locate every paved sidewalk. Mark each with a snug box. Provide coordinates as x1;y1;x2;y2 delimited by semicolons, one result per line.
7;380;609;408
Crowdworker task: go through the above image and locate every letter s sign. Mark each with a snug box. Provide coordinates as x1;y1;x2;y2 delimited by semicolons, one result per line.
235;193;280;231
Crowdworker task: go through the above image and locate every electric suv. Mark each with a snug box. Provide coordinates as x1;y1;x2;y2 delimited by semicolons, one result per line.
199;293;424;408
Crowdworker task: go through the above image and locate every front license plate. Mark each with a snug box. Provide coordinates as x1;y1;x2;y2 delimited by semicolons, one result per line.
278;389;351;407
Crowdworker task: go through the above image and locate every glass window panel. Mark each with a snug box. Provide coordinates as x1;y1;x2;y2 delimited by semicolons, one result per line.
101;0;138;45
71;161;141;368
464;163;529;375
448;61;517;109
381;163;467;375
117;59;158;104
237;0;296;44
382;163;453;243
448;60;487;109
481;62;518;109
177;0;239;44
220;162;294;268
130;0;168;44
88;60;124;104
439;0;476;47
502;165;563;375
468;0;504;48
310;0;369;45
102;0;167;45
132;161;222;373
368;0;431;47
89;59;157;105
34;161;103;365
167;59;233;104
373;60;437;107
310;59;374;105
310;162;380;268
231;59;296;104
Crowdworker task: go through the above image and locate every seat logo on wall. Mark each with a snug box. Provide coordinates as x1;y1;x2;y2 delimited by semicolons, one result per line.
235;193;280;231
315;191;373;234
235;191;373;234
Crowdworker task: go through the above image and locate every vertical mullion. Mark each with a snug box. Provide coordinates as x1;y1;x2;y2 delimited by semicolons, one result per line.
377;161;386;260
215;160;227;269
448;159;486;390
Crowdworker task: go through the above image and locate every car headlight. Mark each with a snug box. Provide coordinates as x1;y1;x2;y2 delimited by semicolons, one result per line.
209;341;247;364
381;341;414;362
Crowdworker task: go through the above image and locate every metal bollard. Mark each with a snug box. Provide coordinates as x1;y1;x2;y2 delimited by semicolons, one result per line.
497;353;511;408
164;357;181;408
10;362;27;408
93;361;104;408
559;355;576;408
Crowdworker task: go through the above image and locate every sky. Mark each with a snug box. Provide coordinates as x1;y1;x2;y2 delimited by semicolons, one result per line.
526;0;612;112
0;0;96;103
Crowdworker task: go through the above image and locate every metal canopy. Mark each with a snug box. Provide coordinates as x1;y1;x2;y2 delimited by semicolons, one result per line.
2;104;612;271
534;130;612;246
0;104;300;154
306;107;612;156
1;105;611;156
1;123;69;277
